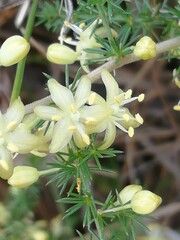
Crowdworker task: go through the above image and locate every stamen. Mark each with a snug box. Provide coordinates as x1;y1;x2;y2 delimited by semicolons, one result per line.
113;120;128;133
79;22;85;29
138;94;145;102
30;150;47;157
70;104;76;114
68;125;77;132
51;115;61;121
0;160;9;171
7;143;19;152
85;117;97;125
114;96;122;105
123;114;130;122
125;89;132;99
59;37;78;46
88;92;97;105
64;21;83;35
128;127;134;137
135;113;144;124
82;134;90;145
7;121;17;131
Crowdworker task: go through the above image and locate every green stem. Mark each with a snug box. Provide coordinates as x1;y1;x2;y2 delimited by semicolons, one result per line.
39;168;59;176
10;0;39;105
99;203;131;215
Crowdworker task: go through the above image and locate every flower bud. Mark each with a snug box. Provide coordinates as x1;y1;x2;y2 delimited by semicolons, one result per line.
8;166;40;188
0;35;30;66
133;36;157;60
46;43;78;64
119;184;143;204
131;190;162;214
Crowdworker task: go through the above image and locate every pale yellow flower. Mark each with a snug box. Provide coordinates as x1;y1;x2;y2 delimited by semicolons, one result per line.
0;99;46;179
134;36;157;60
34;76;91;152
0;35;30;66
83;69;144;149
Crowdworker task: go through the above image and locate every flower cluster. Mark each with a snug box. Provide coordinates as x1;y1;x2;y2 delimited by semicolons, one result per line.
34;69;144;153
118;184;162;214
1;68;144;187
100;184;162;216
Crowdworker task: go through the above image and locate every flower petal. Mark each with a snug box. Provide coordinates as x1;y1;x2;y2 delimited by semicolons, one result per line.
4;98;25;129
6;131;45;154
101;69;120;103
49;119;73;153
74;76;91;109
73;131;88;148
0;145;13;179
34;106;62;121
48;79;74;111
98;122;116;150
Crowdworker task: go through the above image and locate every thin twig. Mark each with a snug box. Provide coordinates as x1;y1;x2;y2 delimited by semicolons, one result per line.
25;36;180;114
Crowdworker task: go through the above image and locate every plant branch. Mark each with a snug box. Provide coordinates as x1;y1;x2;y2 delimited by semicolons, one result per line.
10;0;39;105
25;36;180;114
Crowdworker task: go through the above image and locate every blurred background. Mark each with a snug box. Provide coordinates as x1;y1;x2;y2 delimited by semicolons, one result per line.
0;0;179;239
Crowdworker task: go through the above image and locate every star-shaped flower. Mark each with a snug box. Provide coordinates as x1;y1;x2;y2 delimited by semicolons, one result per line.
34;76;91;153
83;69;144;149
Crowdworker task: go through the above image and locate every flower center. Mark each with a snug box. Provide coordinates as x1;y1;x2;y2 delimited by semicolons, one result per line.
70;104;80;122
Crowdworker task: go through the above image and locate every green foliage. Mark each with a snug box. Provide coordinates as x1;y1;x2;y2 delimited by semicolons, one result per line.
36;1;64;32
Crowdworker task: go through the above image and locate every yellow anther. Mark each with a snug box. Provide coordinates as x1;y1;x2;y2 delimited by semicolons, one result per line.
79;22;85;29
125;89;132;99
114;96;122;105
173;105;180;111
0;160;9;171
0;131;2;137
128;127;134;138
30;150;47;157
7;121;17;130
138;93;145;102
88;92;96;105
85;118;97;125
68;125;77;132
70;104;76;114
135;113;144;124
51;115;61;121
82;134;90;145
7;143;19;153
123;114;130;122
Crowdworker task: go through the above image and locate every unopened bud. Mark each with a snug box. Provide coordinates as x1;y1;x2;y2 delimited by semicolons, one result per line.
134;36;157;60
0;35;30;66
46;43;78;64
8;166;40;188
119;184;143;204
131;190;162;214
